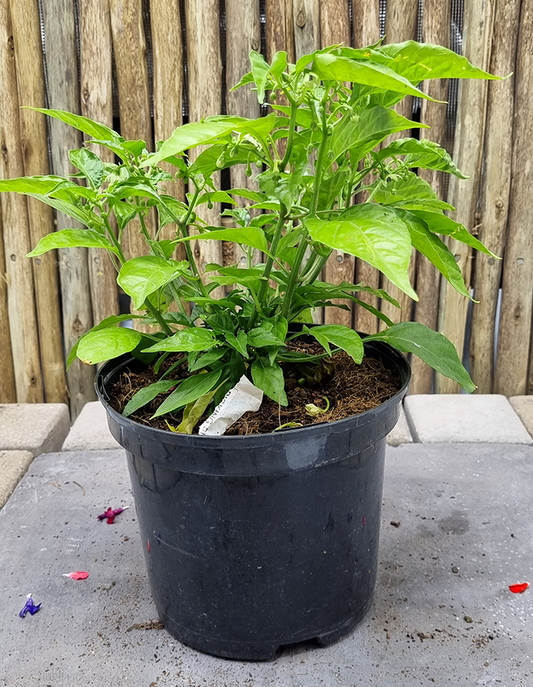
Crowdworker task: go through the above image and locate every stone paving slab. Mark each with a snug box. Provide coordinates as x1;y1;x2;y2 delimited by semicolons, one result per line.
0;403;70;456
386;405;412;446
0;451;33;509
510;397;533;440
62;401;120;451
405;394;532;444
1;444;533;686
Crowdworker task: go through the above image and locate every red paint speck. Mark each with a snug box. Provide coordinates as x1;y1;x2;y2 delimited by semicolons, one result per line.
64;571;89;580
362;515;366;527
509;582;529;594
147;540;151;553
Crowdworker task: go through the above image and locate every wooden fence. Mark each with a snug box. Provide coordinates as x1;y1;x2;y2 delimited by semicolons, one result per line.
1;0;532;418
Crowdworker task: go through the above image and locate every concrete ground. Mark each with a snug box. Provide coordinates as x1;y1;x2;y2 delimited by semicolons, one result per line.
1;441;533;686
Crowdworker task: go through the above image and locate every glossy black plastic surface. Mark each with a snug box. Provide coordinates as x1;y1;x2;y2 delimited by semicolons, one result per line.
96;341;410;660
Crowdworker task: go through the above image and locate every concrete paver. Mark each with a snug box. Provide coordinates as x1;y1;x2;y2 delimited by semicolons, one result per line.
62;401;119;451
0;450;33;509
405;394;532;444
1;443;532;686
510;396;533;439
0;403;70;456
386;404;412;446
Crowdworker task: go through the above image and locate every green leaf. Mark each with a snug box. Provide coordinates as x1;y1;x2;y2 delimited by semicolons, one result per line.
372;171;453;211
68;148;104;189
227;188;267;203
247;321;285;349
312;53;437;102
77;327;142;365
67;314;142;368
196;190;238;206
270;51;288;80
27;229;120;258
224;331;249;357
378;41;503;84
123;379;178;417
118;256;186;310
330;107;427;163
258;170;303;208
230;70;254;92
26;192;100;227
112;200;139;230
142;327;217;353
152;368;225;418
188;347;227;372
402;214;471;298
375;138;468;178
25;107;122;142
147;116;248;166
249;50;271;103
303;325;364;363
364;322;476;392
176;389;218;433
157;194;188;228
179;226;268;254
409;209;497;257
0;174;74;195
353;299;394;328
113;181;161;204
306;205;417;300
251;358;288;406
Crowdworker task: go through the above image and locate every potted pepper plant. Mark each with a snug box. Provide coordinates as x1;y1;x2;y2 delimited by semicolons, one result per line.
1;41;500;660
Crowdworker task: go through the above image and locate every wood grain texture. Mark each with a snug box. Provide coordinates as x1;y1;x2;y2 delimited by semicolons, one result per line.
225;0;262;269
352;0;380;335
9;0;67;403
293;0;320;58
494;0;533;396
42;0;96;415
409;0;451;394
320;0;354;326
436;0;493;394
266;0;295;63
185;0;224;294
470;0;520;393
379;0;419;331
0;0;43;402
110;0;154;262
0;202;17;402
79;0;120;326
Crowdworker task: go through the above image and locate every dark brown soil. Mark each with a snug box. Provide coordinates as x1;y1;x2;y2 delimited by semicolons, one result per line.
107;344;401;435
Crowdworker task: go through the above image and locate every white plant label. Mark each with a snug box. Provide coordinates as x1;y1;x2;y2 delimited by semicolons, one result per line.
198;375;263;436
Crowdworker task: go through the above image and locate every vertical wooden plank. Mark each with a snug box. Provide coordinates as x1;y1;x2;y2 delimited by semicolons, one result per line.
42;0;96;416
379;0;419;330
320;1;354;327
79;0;120;325
409;0;451;394
185;0;224;290
225;0;261;268
469;0;520;393
293;0;320;58
0;0;43;402
352;0;380;334
494;0;533;396
436;0;493;394
0;202;17;402
110;0;154;262
9;0;67;403
266;0;295;63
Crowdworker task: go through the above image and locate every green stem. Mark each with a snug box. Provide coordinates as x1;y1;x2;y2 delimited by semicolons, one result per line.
144;298;173;336
280;101;298;171
280;236;309;319
303;249;332;285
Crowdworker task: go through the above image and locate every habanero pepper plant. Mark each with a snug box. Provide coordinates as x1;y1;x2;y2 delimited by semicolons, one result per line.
0;41;501;429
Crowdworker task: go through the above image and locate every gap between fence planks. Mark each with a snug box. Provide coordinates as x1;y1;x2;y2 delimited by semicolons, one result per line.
436;0;494;394
184;0;224;297
469;0;520;394
379;0;419;332
41;0;96;417
409;0;451;394
79;0;120;326
321;0;354;328
352;0;380;335
494;0;533;396
9;0;67;404
0;0;44;403
225;0;261;269
0;203;16;402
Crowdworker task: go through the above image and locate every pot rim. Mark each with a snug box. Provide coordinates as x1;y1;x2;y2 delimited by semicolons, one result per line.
95;340;411;446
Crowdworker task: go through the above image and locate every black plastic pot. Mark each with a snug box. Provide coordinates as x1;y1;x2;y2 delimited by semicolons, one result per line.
96;340;410;660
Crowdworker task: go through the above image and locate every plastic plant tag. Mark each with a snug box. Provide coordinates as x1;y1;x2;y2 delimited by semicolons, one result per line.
63;571;89;580
198;375;263;436
509;582;529;594
19;593;41;618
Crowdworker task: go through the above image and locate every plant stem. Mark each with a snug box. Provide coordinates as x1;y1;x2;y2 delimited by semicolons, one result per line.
144;298;173;336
